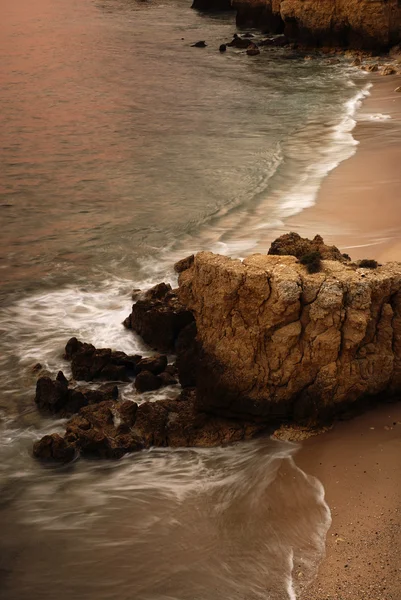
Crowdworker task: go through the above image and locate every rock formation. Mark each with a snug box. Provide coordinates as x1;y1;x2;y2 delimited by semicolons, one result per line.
232;0;401;51
123;283;194;353
33;390;264;462
33;234;401;463
178;249;401;421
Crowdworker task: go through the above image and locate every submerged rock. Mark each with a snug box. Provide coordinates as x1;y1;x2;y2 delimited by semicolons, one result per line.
191;41;207;48
246;43;260;56
227;36;252;49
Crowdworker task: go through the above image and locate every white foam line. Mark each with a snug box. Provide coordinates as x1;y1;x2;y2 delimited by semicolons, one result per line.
286;548;297;600
274;82;372;222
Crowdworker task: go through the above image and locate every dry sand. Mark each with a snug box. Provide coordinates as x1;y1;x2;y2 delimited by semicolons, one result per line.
298;403;401;600
268;74;401;262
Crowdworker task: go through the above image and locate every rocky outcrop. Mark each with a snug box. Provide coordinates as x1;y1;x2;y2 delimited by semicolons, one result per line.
35;371;118;417
33;391;264;462
268;232;348;262
33;235;401;463
232;0;401;50
178;251;401;421
64;337;141;382
124;283;194;353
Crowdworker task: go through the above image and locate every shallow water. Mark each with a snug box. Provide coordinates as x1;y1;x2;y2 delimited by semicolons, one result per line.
0;0;371;596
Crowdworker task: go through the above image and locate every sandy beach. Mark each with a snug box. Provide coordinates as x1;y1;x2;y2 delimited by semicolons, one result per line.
279;74;401;599
267;73;401;262
298;402;401;600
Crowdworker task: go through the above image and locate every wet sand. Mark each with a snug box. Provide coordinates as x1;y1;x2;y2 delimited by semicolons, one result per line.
268;74;401;262
276;74;401;598
298;402;401;600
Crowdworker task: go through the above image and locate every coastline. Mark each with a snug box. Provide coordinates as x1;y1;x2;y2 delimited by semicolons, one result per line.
283;74;401;599
263;73;401;262
297;402;401;600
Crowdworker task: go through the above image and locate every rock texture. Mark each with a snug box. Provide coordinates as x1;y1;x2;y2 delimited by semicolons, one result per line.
232;0;401;50
268;232;348;262
178;251;401;421
124;283;194;353
33;391;264;462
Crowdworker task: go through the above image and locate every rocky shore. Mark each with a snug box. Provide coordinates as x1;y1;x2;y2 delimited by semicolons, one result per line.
194;0;401;52
33;233;401;463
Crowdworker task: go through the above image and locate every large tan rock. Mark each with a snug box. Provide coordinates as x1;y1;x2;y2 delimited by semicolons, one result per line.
178;252;401;421
233;0;401;50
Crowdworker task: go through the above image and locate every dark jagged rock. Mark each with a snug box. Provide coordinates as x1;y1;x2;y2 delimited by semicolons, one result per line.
227;35;253;48
64;337;140;382
191;41;207;48
175;321;198;388
124;283;194;353
191;0;233;11
134;370;162;393
174;255;195;273
157;371;178;387
33;390;265;463
136;354;168;375
259;34;289;47
35;372;119;417
268;232;348;262
219;44;227;52
35;373;69;414
33;434;77;463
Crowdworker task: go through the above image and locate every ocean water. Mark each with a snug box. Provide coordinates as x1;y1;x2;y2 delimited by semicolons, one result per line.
0;0;370;597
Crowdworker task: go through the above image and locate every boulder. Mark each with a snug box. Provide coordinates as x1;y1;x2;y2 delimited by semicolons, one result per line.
134;370;162;393
178;248;401;422
124;283;194;353
33;434;77;463
191;41;207;48
227;35;253;48
34;372;119;417
219;44;227;52
381;65;397;75
64;337;140;382
268;232;348;262
136;354;168;375
246;43;260;55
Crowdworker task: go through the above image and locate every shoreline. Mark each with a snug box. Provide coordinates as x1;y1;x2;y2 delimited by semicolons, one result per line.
263;72;401;263
297;402;401;600
278;74;401;598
